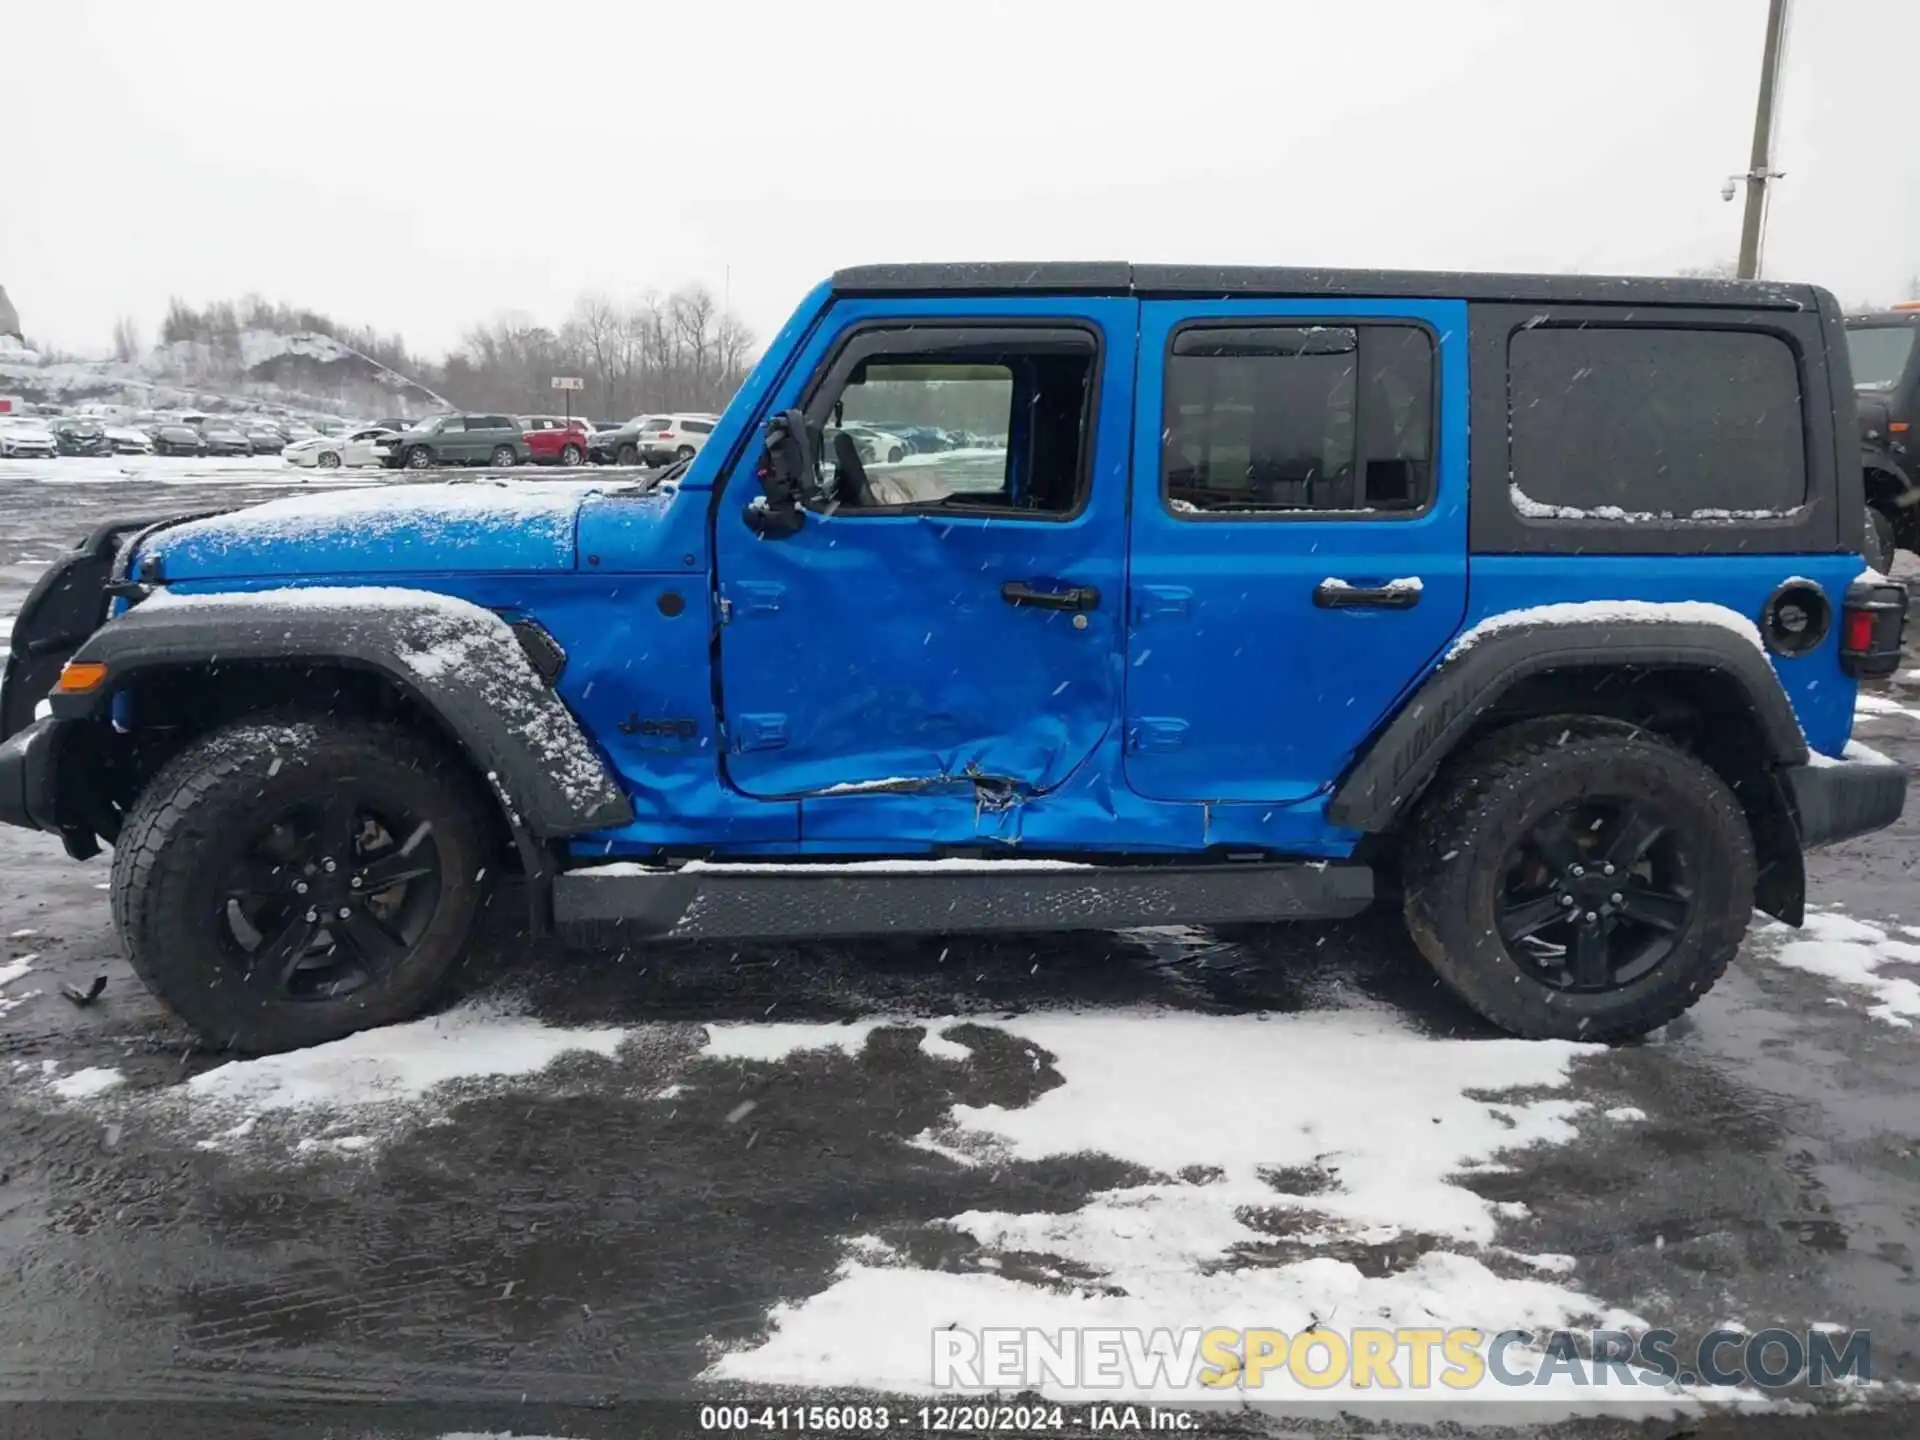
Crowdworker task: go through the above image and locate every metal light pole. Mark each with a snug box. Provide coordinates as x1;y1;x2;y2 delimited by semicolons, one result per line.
1735;0;1791;280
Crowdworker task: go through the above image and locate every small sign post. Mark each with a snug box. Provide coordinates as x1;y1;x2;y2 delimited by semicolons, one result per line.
551;375;584;427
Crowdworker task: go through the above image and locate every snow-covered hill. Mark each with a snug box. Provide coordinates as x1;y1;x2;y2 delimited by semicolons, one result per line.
0;328;449;421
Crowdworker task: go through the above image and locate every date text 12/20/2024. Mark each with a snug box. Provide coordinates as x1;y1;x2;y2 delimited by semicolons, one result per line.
699;1404;1196;1432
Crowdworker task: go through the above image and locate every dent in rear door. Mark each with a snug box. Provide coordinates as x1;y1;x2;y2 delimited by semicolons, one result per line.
1123;299;1470;803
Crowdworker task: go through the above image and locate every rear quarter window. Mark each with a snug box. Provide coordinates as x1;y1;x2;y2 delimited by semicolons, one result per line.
1509;326;1806;519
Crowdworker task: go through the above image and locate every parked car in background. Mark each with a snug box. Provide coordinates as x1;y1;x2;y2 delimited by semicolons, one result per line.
590;416;659;465
0;419;58;459
842;424;911;463
103;425;156;455
373;417;413;433
881;424;954;455
151;424;206;457
383;413;530;470
283;426;398;470
520;416;591;466
198;421;252;456
243;422;287;455
52;419;113;456
637;413;717;464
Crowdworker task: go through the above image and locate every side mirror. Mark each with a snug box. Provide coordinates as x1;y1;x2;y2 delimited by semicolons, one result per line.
747;408;813;538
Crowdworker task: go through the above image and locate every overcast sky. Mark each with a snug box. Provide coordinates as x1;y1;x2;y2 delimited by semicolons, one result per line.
7;0;1916;358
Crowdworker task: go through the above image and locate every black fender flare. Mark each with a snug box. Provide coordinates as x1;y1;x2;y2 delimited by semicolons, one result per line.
1327;617;1808;833
1863;450;1920;509
50;590;634;839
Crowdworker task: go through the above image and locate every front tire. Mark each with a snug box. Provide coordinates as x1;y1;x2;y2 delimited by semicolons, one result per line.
617;443;639;466
111;716;493;1053
405;445;433;469
491;445;516;468
1401;719;1754;1041
316;451;342;469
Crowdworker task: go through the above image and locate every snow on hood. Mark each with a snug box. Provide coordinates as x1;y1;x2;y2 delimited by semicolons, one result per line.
141;478;619;579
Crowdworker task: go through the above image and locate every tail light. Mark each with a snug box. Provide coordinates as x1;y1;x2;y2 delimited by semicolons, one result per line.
1840;575;1907;679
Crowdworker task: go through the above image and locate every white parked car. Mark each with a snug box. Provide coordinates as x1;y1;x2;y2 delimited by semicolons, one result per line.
636;413;718;464
282;426;399;470
103;425;156;454
830;424;912;464
0;420;57;458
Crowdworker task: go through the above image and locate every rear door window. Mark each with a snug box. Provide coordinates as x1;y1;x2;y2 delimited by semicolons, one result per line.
1508;326;1806;518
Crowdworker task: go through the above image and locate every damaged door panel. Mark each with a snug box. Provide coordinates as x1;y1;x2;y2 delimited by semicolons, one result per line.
714;299;1137;829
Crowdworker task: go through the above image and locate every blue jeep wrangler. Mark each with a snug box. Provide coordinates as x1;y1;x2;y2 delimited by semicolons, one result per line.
0;263;1908;1052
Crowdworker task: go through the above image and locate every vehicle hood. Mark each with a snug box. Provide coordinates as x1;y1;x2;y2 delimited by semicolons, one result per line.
3;426;54;443
135;479;627;581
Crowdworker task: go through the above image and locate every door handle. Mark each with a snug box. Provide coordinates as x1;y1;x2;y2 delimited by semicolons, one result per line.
1313;578;1422;610
1001;581;1101;612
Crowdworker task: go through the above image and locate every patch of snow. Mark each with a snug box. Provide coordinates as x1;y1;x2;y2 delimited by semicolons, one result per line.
814;777;928;795
1762;911;1920;1029
48;1067;125;1100
1448;601;1766;659
6;929;37;939
1854;693;1920;722
1317;576;1423;596
0;956;36;989
918;1027;975;1062
187;1004;627;1114
1509;484;1792;523
707;1008;1649;1405
1603;1106;1647;1122
1806;740;1898;767
701;1019;891;1062
146;477;615;559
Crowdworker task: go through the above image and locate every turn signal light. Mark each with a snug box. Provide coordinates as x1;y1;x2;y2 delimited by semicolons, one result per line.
54;661;109;694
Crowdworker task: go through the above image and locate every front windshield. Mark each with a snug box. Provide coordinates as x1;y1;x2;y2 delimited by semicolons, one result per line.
1847;325;1918;389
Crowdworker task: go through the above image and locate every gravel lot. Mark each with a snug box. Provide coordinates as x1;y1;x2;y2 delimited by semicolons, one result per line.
0;458;1917;1439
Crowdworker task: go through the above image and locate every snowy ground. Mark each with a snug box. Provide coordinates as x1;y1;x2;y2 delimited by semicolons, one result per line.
0;477;1917;1437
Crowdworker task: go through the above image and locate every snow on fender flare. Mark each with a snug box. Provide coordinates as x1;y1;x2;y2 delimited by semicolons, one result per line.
1326;602;1810;833
49;586;634;839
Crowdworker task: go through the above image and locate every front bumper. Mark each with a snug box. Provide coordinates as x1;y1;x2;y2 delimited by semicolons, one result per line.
0;715;61;834
1783;749;1908;848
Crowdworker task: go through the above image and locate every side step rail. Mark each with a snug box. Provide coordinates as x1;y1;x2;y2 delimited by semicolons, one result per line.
552;859;1374;943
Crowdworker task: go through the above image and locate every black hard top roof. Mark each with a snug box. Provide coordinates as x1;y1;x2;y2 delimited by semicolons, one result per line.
831;261;1817;311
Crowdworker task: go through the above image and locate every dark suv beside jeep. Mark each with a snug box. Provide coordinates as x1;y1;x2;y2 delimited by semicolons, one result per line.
1850;304;1920;567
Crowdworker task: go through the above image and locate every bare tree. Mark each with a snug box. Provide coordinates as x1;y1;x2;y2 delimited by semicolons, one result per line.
111;315;143;364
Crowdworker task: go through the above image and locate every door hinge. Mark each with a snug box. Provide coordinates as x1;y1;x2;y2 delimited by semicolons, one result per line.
734;713;789;752
1129;718;1190;753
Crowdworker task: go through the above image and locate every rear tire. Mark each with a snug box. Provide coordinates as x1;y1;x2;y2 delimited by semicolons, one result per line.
675;444;696;462
1401;718;1754;1041
560;443;583;466
112;716;493;1053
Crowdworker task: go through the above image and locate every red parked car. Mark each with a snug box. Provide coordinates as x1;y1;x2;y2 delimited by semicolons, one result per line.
519;415;591;466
